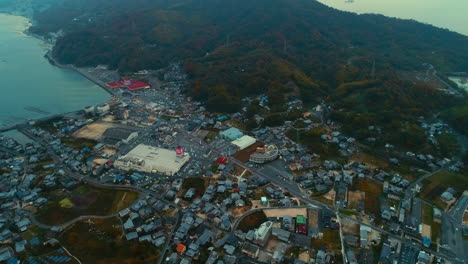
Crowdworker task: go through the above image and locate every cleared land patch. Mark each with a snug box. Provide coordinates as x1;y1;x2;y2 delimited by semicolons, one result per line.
420;171;468;210
72;121;117;140
61;218;159;264
36;184;139;225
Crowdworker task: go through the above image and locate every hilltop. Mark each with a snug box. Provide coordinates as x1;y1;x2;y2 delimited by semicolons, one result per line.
29;0;468;141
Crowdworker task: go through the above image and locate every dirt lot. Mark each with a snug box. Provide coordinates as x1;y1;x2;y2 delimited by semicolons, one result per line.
102;146;118;156
61;218;159;264
421;223;431;238
264;208;307;218
251;200;269;209
93;158;108;165
351;153;389;170
230;206;253;217
308;209;319;229
36;185;139;225
341;217;359;235
196;129;210;138
232;142;264;163
73;121;117;140
348;191;365;209
358;179;383;218
323;189;336;203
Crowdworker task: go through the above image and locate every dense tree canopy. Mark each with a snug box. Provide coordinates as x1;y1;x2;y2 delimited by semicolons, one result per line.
30;0;468;136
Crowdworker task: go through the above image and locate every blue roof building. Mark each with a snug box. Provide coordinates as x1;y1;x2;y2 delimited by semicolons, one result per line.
220;127;243;141
422;236;431;247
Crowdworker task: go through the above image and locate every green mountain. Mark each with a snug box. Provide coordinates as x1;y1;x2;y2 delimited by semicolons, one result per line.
30;0;467;142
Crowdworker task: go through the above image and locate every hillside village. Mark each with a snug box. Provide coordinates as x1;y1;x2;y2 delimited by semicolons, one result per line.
0;63;466;264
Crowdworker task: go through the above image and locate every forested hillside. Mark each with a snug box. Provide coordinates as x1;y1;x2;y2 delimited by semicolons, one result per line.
29;0;467;138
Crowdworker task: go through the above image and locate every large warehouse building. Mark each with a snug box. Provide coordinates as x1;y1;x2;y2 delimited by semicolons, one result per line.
231;135;256;150
114;144;190;175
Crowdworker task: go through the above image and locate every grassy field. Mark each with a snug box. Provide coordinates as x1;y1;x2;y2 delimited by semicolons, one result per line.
339;209;359;217
182;177;207;197
36;185;139;225
61;136;97;149
422;203;441;244
237;210;268;232
358;179;383;221
61;218;159;264
420;170;468;209
311;229;342;255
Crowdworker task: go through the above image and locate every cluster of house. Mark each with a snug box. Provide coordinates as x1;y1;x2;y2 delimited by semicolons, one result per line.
120;196;173;247
420;119;449;145
0;136;60;260
234;211;339;264
29;124;117;176
321;131;357;156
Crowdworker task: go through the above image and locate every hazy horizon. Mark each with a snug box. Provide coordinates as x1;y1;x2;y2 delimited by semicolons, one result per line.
317;0;468;36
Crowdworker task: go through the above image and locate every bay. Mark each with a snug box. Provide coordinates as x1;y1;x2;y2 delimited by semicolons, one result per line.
316;0;468;36
0;13;110;128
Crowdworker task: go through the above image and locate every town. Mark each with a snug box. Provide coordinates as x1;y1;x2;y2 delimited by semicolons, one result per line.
0;63;466;264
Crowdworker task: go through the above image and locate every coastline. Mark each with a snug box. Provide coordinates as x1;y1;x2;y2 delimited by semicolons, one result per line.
23;27;115;96
0;14;114;132
42;50;115;96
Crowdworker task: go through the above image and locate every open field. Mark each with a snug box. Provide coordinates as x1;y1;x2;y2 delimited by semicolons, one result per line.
313;190;335;208
348;191;365;210
311;229;342;255
358;179;383;220
264;208;308;218
308;209;319;230
422;203;440;243
237;210;268;232
351;153;389;170
61;136;97;149
341;217;359;235
36;185;139;225
420;171;468;209
181;177;207;198
61;218;159;264
72;121;117;140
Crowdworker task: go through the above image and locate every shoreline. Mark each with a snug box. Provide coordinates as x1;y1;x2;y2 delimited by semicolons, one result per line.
24;28;115;97
42;50;115;96
0;15;115;132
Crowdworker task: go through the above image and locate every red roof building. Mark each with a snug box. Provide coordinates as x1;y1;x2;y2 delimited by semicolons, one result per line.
296;224;307;234
176;244;186;255
106;79;150;90
216;157;228;165
106;81;125;88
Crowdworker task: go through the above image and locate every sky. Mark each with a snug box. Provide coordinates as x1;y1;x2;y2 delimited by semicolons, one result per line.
316;0;468;36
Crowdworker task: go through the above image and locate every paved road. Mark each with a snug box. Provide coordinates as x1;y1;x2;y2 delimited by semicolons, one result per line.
27;210;119;231
441;195;468;263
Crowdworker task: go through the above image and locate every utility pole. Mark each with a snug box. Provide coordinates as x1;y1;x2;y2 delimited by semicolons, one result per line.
371;59;376;79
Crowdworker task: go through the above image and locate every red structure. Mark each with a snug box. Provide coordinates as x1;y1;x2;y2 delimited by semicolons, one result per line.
296;224;307;234
106;79;150;91
176;146;184;156
215;157;228;165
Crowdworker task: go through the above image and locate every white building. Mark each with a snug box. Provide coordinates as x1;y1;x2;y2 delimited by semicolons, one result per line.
254;221;272;246
114;144;190;175
231;135;256;150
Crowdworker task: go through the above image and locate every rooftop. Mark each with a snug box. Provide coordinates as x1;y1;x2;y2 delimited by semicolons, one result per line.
115;144;190;175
